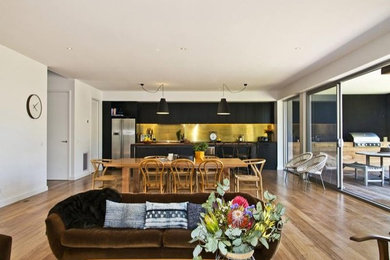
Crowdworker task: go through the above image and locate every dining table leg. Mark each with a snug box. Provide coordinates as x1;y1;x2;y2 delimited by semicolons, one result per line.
122;167;130;193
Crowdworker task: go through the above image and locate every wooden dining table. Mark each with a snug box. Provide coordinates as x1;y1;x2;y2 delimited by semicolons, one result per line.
103;158;248;193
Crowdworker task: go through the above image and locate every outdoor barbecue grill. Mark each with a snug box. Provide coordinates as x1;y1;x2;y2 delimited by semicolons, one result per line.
349;132;381;147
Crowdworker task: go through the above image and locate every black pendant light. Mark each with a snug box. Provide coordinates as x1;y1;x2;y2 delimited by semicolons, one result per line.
217;84;230;115
157;98;169;115
217;98;230;115
156;84;169;115
217;83;247;115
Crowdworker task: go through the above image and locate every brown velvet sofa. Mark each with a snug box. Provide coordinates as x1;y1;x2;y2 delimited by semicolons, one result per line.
46;192;281;260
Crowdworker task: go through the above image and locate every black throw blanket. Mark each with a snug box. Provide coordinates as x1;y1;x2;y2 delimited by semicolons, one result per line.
49;188;121;229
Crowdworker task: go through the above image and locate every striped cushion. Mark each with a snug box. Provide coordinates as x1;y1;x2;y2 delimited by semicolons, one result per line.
104;200;146;229
144;201;188;229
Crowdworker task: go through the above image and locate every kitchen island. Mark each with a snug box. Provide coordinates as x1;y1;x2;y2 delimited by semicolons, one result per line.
130;142;277;169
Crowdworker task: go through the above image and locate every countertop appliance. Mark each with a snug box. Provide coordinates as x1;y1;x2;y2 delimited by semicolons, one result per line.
112;118;136;159
349;132;380;147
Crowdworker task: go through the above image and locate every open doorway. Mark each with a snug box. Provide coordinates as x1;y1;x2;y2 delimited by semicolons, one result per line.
341;67;390;208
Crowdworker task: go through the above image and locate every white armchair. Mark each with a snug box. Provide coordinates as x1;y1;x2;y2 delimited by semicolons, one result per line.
296;153;328;190
284;152;313;175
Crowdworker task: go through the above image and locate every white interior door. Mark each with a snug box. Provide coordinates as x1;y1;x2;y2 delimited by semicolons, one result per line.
91;99;99;161
47;92;69;180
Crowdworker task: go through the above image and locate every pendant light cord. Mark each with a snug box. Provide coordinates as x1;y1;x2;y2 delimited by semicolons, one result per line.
140;83;164;94
223;83;247;94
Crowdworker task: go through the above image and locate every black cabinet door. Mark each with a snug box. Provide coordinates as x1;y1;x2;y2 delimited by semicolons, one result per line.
256;142;277;169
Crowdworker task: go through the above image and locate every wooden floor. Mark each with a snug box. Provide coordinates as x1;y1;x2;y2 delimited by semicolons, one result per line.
0;170;389;260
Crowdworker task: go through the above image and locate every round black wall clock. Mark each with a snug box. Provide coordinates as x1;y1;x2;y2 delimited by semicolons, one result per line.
26;94;42;119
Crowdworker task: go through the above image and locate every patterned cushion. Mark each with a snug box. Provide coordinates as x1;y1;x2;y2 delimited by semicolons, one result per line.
187;203;205;230
103;200;146;229
145;201;188;229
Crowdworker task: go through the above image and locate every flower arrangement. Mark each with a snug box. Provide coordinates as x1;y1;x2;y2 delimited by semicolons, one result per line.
190;179;285;260
264;125;274;134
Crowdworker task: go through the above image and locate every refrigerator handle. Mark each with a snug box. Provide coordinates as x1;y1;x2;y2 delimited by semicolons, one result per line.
120;119;124;158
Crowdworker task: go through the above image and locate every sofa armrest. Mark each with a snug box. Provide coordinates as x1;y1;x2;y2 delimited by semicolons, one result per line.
0;234;12;260
46;213;66;259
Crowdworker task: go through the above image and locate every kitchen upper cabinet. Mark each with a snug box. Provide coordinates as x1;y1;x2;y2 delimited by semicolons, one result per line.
137;102;275;123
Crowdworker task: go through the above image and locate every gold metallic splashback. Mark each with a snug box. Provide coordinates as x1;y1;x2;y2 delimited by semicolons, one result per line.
136;123;275;142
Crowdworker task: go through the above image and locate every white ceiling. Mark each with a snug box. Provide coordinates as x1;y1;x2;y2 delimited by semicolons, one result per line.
0;0;389;91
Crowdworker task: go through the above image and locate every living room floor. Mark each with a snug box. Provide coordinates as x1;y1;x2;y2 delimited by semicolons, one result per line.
0;170;388;260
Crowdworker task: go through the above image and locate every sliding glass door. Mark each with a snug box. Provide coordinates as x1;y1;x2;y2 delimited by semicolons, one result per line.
307;85;342;187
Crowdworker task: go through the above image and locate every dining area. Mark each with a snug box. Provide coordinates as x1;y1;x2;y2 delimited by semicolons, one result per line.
90;156;266;199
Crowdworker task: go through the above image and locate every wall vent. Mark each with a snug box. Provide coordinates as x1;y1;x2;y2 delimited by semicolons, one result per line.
83;153;88;171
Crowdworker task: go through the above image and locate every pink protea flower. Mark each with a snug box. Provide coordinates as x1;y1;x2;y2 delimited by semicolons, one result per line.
227;209;250;229
231;196;249;208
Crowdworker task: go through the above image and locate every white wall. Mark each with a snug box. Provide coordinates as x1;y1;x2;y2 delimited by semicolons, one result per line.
0;44;47;207
47;71;75;179
47;73;103;180
73;80;103;179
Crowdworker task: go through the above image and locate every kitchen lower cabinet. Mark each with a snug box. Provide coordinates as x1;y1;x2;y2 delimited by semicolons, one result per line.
256;142;277;169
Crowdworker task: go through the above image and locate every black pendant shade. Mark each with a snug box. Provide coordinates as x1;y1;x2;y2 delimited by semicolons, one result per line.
217;98;230;115
156;98;169;114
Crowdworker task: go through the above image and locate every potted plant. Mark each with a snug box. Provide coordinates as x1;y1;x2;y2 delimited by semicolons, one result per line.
193;142;208;161
191;179;285;260
264;125;274;141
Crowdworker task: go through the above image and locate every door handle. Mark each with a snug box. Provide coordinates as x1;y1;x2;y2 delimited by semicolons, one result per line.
61;140;68;143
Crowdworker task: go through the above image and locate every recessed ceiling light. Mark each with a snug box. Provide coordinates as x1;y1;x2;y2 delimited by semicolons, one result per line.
180;47;187;51
66;47;72;50
294;47;301;51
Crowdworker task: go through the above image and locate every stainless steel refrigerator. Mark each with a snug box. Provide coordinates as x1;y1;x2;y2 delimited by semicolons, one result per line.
111;118;136;159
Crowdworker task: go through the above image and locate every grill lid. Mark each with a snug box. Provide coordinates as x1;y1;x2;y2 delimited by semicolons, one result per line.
349;132;380;147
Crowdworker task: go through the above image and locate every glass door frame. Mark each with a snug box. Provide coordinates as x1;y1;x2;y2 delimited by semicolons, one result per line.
306;83;343;189
283;95;300;166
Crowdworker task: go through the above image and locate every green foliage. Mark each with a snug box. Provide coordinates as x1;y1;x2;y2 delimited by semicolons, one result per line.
193;142;209;151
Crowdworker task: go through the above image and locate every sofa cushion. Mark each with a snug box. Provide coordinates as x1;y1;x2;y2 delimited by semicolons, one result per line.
61;228;162;248
163;229;196;248
145;202;188;229
187;203;205;230
104;201;145;229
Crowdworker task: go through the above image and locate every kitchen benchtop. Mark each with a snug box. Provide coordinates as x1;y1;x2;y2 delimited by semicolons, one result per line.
133;142;258;146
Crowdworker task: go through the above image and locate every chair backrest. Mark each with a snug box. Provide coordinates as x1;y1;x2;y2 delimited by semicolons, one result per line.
285;152;313;169
90;159;111;177
222;145;236;158
170;159;195;193
243;158;266;178
198;159;224;192
296;154;328;174
236;144;251;157
139;159;165;192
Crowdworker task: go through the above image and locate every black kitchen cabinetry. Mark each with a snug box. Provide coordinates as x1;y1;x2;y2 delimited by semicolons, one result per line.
256;142;277;169
128;102;274;124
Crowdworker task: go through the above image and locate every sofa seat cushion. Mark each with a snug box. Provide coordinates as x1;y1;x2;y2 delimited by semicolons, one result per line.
163;229;196;249
61;228;162;248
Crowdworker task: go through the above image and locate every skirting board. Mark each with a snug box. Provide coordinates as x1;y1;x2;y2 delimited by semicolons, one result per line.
0;185;48;208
